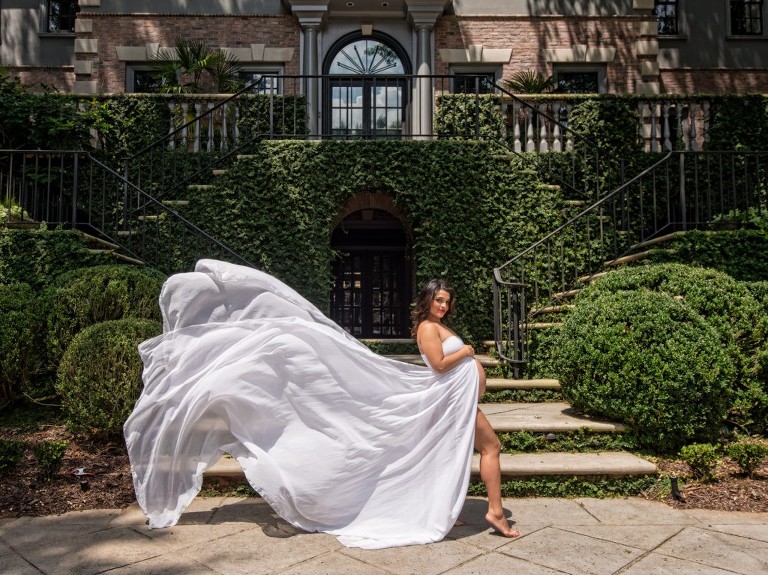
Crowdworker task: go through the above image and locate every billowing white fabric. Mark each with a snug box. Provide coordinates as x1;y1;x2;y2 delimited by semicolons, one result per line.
124;259;479;549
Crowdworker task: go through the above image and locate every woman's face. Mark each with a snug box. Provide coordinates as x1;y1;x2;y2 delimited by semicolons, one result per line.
429;289;451;321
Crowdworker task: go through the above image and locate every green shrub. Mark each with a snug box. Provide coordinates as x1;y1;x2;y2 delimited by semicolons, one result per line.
576;263;767;435
56;318;161;435
0;283;46;402
553;289;735;453
45;265;165;366
727;440;768;477
435;94;504;140
649;229;768;282
0;228;114;289
706;95;768;151
0;439;26;472
33;440;68;481
679;443;720;481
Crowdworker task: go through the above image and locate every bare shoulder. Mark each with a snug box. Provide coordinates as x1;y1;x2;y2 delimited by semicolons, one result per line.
416;320;440;345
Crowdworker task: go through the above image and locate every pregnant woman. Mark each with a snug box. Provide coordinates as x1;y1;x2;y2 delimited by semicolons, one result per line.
124;260;519;548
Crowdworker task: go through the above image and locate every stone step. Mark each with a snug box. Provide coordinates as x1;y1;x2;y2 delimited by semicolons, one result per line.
203;451;654;484
388;354;500;368
481;402;625;432
604;248;675;268
630;230;687;251
2;221;42;229
162;200;189;207
78;231;120;250
137;215;160;222
531;304;574;315
212;169;227;176
486;378;561;390
188;184;215;191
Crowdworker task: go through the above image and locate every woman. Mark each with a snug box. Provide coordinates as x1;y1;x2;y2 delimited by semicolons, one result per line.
412;279;519;539
125;260;515;549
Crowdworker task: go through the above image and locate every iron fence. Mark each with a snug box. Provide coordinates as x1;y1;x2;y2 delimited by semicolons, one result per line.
493;150;768;369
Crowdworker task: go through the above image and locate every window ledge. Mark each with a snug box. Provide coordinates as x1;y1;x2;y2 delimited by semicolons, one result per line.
657;35;689;41
726;35;768;40
38;32;76;38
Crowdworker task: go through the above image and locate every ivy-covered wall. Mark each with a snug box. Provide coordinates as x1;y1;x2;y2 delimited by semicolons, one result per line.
182;140;561;343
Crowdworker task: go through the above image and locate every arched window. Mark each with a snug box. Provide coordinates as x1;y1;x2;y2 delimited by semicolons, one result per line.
324;33;411;138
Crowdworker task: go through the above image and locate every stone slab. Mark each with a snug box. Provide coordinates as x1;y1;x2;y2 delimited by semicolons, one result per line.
442;551;566;574
474;452;656;477
499;497;600;528
620;552;737;574
559;524;683;551
654;526;768;574
485;378;561;390
341;538;482;575
181;527;342;575
576;497;699;525
682;508;768;526
279;551;392;574
17;526;169;575
498;525;644;575
481;402;626;432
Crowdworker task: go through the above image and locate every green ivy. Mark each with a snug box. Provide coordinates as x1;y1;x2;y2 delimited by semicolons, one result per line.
183;139;559;343
468;475;658;498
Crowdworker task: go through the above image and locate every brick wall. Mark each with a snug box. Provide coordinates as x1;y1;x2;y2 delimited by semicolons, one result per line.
6;67;74;92
82;14;300;93
435;15;648;93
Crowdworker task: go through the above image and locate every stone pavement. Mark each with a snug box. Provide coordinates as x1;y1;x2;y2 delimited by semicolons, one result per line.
1;496;767;574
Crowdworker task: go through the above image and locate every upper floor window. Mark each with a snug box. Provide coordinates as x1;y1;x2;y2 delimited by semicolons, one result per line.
45;0;78;33
654;0;679;35
452;73;496;94
730;0;764;35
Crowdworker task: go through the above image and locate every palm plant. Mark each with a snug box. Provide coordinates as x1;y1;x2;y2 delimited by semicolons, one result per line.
504;69;556;94
150;38;244;94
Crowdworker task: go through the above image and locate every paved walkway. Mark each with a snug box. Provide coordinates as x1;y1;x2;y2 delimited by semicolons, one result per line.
1;496;767;574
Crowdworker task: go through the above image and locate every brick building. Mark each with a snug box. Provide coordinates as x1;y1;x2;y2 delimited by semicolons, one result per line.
2;1;767;97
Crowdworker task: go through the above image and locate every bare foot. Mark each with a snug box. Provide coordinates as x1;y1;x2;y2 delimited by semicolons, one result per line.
453;519;466;527
485;512;520;538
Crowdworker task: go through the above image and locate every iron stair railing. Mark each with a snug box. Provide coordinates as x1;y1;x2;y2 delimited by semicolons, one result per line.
0;150;253;274
493;150;768;371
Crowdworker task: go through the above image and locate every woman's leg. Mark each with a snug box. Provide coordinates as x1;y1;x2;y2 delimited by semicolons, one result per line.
474;409;520;537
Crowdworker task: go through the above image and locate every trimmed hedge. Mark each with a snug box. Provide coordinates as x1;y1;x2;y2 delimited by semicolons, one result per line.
572;263;767;435
553;289;734;452
56;318;161;435
0;284;46;403
0;228;114;289
44;265;165;366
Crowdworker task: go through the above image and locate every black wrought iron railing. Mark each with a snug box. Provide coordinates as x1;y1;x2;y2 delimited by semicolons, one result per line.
493;150;768;368
0;150;253;274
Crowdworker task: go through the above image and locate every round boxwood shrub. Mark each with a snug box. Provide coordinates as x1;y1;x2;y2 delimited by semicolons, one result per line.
576;263;766;434
552;289;735;453
0;283;46;402
55;318;161;435
44;265;165;366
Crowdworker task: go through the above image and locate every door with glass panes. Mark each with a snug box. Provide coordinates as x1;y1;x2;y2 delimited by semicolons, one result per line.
330;209;410;338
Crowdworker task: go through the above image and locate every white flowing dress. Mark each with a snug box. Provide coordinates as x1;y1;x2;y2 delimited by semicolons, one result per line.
124;259;479;549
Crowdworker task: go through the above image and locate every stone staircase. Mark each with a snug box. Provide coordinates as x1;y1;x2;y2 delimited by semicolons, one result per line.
203;339;657;485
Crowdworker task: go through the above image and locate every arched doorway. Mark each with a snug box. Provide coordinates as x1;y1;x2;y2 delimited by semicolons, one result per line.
323;32;411;138
330;208;411;338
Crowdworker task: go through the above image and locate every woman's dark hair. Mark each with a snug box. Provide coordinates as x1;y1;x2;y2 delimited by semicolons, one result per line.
410;279;456;336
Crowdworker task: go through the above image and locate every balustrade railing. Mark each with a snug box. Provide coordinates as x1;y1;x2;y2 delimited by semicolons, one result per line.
493;150;768;370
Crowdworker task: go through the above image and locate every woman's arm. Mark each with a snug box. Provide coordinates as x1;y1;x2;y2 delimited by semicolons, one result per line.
417;321;474;373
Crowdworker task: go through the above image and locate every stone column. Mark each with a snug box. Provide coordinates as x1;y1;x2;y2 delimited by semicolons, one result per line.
303;24;320;135
414;25;433;138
